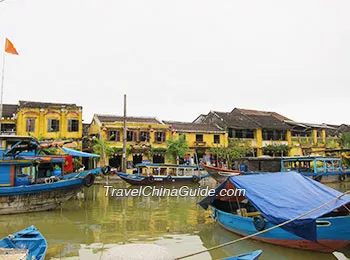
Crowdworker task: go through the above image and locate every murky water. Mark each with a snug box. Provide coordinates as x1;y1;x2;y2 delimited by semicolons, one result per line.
0;180;349;260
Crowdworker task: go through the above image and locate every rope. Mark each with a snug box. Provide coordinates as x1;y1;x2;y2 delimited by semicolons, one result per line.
176;190;350;260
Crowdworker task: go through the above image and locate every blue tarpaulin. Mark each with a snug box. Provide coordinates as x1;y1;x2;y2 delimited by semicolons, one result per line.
199;172;350;241
61;147;100;158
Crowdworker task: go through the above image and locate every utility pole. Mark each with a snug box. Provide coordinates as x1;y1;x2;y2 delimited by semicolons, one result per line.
122;94;127;172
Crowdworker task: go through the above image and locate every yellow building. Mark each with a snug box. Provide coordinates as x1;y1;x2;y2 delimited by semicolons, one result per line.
88;114;170;171
164;121;228;161
16;101;83;140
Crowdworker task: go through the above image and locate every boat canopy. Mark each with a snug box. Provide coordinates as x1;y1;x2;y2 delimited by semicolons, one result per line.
135;163;197;169
199;172;350;242
61;147;100;158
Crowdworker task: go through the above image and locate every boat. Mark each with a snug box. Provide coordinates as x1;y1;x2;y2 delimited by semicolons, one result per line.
0;225;47;260
115;163;210;185
199;172;350;252
280;156;350;183
203;164;241;183
0;136;110;214
222;250;263;260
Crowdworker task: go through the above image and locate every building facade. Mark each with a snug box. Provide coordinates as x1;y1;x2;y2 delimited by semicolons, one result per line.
0;101;83;140
88;114;170;171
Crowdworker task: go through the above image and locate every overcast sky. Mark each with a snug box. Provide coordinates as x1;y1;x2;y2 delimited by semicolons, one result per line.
0;0;349;125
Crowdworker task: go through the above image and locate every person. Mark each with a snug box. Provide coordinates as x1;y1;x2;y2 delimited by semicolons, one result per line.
189;156;194;166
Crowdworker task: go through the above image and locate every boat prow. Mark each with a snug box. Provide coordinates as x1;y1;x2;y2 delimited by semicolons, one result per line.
222;250;263;260
0;225;47;260
203;164;242;182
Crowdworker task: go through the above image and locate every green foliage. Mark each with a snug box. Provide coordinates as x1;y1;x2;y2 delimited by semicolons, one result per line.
166;136;189;163
37;133;44;141
210;139;252;160
91;137;114;158
262;144;290;156
150;147;167;157
73;158;84;171
340;132;350;148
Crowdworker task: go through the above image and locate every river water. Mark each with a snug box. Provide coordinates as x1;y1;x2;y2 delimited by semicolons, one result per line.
0;180;349;260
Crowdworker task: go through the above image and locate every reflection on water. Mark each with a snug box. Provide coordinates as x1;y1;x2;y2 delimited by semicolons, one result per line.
0;181;348;259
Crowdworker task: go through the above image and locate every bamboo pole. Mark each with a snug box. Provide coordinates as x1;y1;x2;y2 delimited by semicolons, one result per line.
122;94;127;172
0;51;5;132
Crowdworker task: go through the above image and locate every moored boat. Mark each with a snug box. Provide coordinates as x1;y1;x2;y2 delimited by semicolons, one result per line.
0;136;110;215
0;225;47;260
203;164;241;183
222;250;263;260
199;172;350;252
116;163;210;185
280;156;350;183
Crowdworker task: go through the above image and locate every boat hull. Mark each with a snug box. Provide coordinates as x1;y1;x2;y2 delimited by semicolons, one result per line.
0;225;47;260
0;177;86;215
117;172;209;185
213;207;350;253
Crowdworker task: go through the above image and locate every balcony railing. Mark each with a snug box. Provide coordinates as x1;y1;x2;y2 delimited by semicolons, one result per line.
193;141;207;146
0;131;16;135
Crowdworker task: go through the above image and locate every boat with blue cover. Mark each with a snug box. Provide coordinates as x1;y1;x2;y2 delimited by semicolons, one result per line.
199;172;350;252
222;250;263;260
0;136;110;214
116;163;210;185
0;225;47;260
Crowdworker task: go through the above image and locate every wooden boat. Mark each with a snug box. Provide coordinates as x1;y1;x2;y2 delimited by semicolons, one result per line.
116;163;210;185
0;136;110;214
222;250;263;260
203;164;241;183
0;225;47;260
199;172;350;252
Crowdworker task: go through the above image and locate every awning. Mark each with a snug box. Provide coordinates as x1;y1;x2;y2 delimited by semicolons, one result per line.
199;172;350;242
61;147;100;158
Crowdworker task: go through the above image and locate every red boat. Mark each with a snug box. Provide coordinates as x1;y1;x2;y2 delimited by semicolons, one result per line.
203;164;242;182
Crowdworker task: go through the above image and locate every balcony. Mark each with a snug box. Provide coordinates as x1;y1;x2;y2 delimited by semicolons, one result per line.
0;131;16;136
193;141;207;147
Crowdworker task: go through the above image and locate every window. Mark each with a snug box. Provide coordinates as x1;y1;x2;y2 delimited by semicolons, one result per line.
26;118;36;132
196;134;203;142
155;132;166;142
214;135;220;144
231;129;255;139
108;130;120;141
140;131;150;142
68;119;79;132
47;119;60;132
127;131;137;142
263;129;287;140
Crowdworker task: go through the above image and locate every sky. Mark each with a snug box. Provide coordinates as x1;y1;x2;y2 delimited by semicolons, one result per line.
0;0;349;125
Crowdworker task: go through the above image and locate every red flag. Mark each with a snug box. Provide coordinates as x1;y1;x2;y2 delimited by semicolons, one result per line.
5;38;19;55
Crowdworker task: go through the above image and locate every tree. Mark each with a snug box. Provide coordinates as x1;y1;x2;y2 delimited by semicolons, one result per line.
166;136;189;164
209;139;252;167
262;144;291;156
340;132;350;148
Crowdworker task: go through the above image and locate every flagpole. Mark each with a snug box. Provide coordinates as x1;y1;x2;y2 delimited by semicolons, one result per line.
0;50;5;133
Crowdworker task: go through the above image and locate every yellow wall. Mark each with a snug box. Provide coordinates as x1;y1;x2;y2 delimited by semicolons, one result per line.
172;132;228;148
17;106;82;140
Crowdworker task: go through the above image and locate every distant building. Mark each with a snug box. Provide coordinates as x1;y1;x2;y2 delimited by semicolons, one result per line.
163;121;227;161
195;108;291;156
